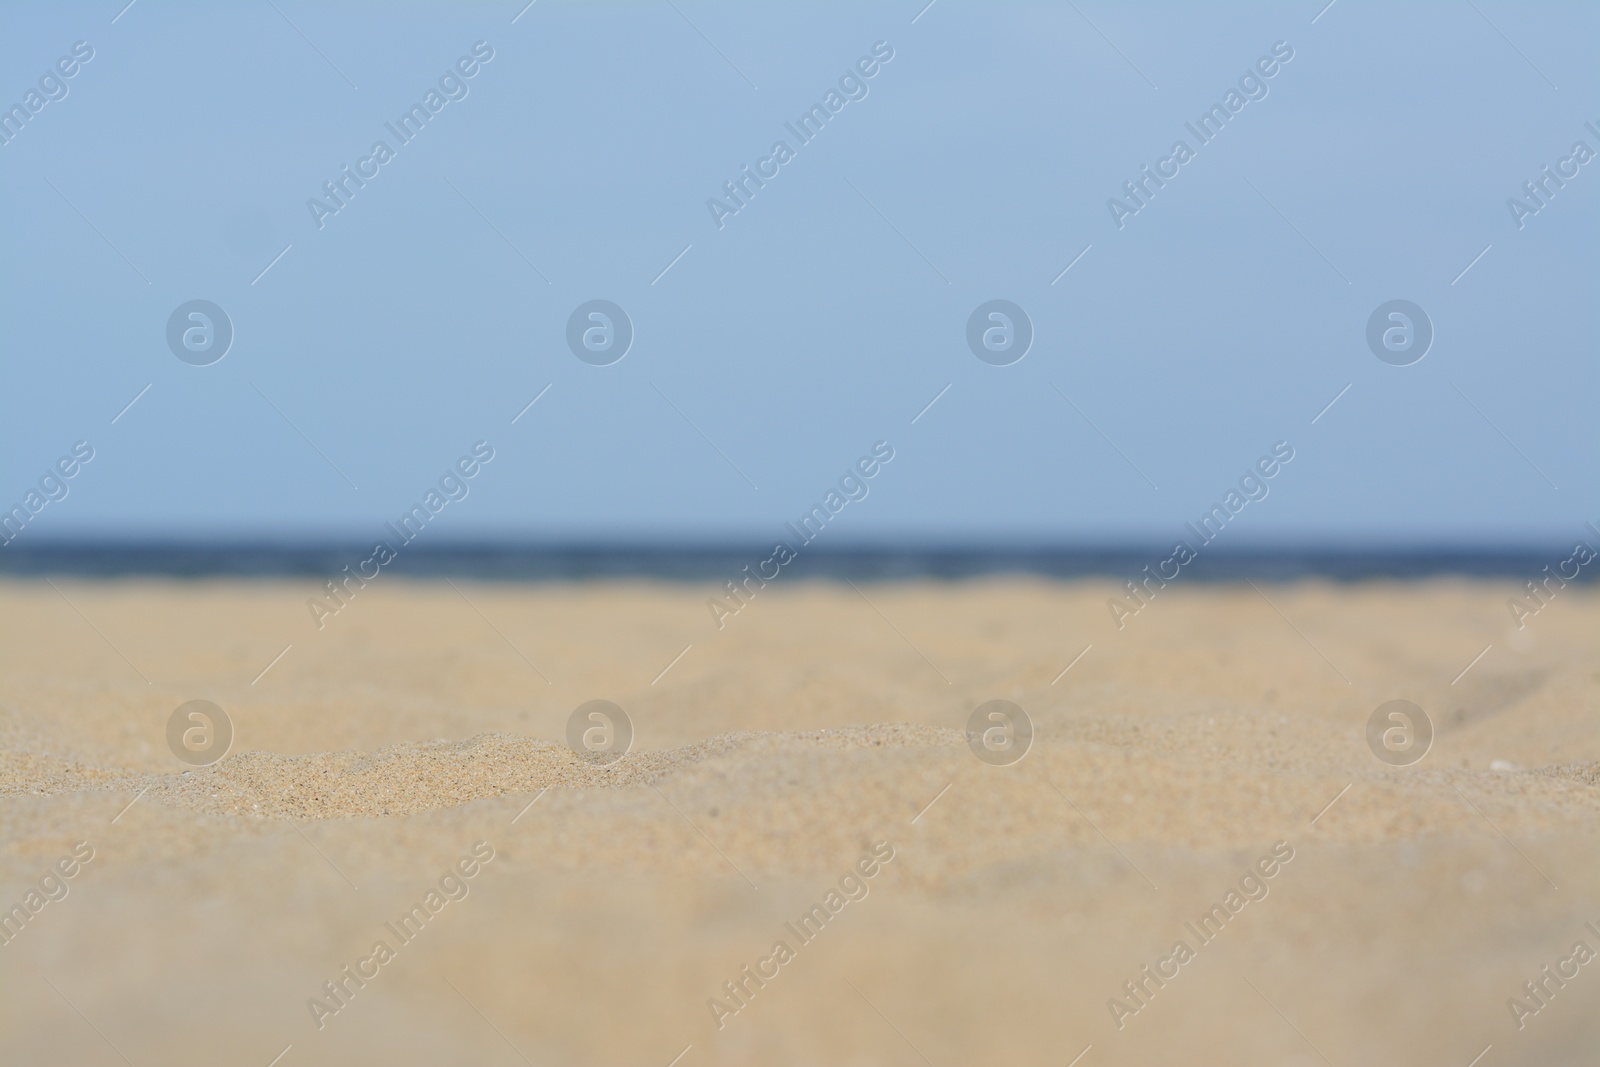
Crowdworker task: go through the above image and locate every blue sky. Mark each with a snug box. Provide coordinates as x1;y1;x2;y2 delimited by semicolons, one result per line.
1;0;1594;545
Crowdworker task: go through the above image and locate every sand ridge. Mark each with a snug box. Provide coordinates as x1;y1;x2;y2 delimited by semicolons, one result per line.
2;722;965;819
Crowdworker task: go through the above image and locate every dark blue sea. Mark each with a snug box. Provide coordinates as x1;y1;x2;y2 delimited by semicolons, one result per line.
0;541;1584;582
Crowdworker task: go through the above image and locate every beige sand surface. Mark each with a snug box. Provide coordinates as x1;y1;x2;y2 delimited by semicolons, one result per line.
1;576;1596;1065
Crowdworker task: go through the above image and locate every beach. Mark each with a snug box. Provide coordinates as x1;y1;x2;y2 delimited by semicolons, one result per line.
2;576;1596;1065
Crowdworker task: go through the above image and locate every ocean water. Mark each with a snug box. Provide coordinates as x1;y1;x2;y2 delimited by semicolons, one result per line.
0;541;1583;582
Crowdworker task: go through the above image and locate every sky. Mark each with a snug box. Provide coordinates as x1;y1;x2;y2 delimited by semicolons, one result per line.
1;0;1594;547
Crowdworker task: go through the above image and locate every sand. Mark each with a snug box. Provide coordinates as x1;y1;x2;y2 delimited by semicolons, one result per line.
1;576;1596;1066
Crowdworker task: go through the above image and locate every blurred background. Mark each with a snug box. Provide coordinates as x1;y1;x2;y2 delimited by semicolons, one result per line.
1;0;1594;555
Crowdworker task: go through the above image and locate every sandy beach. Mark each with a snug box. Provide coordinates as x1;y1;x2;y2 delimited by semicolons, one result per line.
2;576;1596;1066
4;0;1594;1061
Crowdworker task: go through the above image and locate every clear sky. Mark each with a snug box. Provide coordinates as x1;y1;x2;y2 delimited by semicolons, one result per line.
1;0;1594;546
